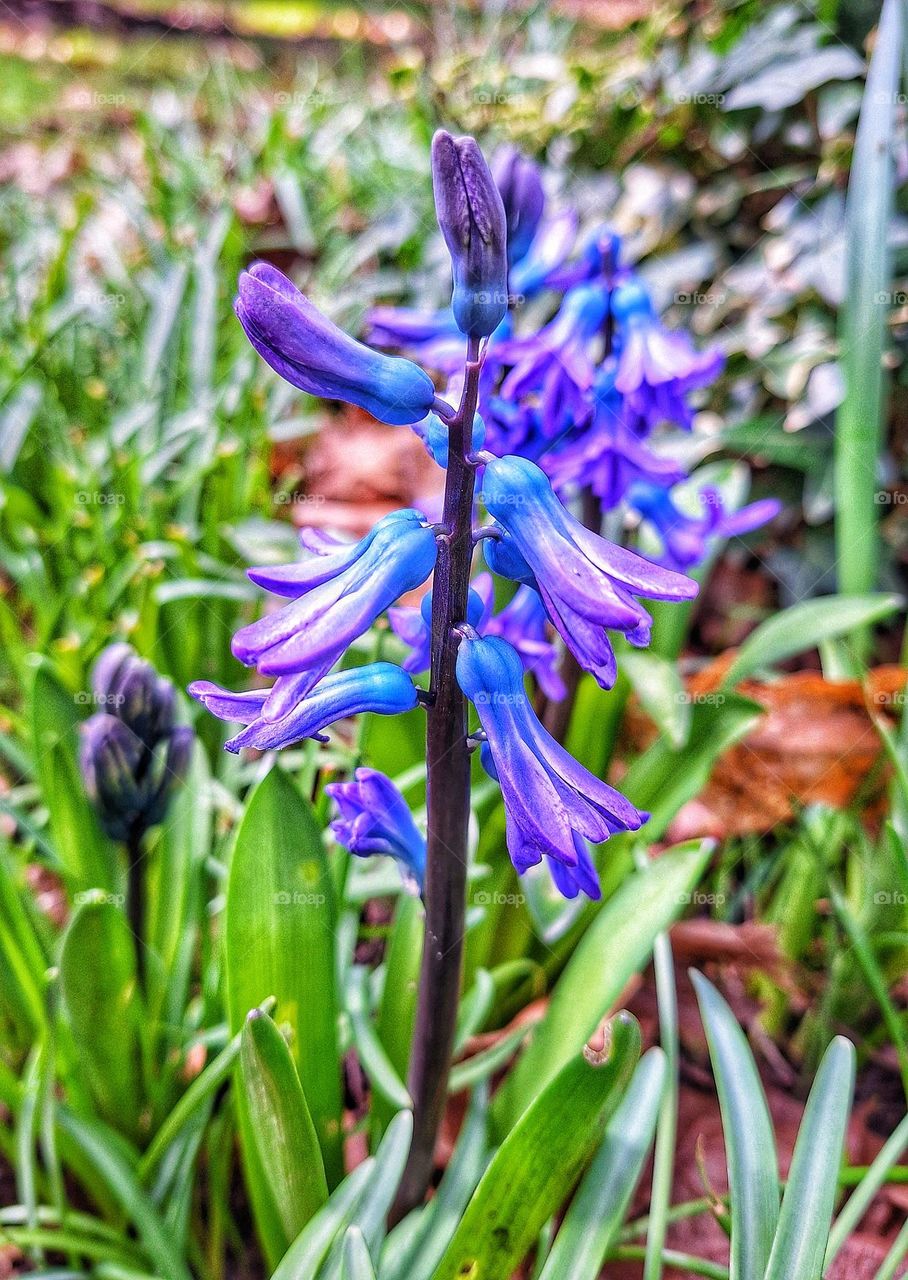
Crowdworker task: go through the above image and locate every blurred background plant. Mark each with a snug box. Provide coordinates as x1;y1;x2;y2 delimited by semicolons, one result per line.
1;0;907;1277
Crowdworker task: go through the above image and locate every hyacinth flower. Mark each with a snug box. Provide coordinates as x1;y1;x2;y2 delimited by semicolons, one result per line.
189;663;418;753
232;510;438;679
456;632;645;888
612;279;724;433
544;364;687;508
496;284;609;439
235;262;438;425
326;767;426;894
629;480;782;571
194;128;722;1215
481;454;698;687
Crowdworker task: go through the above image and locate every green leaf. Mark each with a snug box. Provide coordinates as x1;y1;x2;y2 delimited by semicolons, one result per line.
372;893;422;1138
826;1111;908;1269
319;1112;413;1280
538;1047;666;1280
224;767;342;1267
493;842;710;1132
763;1036;855;1280
690;972;779;1280
341;1226;377;1280
57;1110;191;1280
144;741;210;1049
721;595;902;687
31;661;118;891
271;1159;377;1280
381;1084;489;1280
431;1014;641;1280
346;967;412;1112
620;651;691;749
240;1009;328;1243
59;898;143;1141
834;0;902;612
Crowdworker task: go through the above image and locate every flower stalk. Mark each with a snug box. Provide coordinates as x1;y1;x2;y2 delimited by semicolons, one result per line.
394;336;481;1216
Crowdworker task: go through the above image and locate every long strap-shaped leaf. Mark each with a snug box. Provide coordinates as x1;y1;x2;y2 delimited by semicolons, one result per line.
691;972;779;1280
833;0;903;613
538;1047;666;1280
763;1036;855;1280
240;1009;328;1243
431;1012;641;1280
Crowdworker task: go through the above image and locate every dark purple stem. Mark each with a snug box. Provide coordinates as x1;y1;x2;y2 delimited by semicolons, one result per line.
393;337;481;1217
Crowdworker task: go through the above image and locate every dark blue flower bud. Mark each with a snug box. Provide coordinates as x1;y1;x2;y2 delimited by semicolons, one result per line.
80;644;194;841
491;146;545;266
431;130;508;338
235;263;436;426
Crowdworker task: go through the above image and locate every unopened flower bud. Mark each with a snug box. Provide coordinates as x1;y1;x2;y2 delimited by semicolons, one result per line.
431;130;508;338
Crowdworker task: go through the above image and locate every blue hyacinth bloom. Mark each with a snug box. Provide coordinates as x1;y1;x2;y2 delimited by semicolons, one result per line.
612;279;723;433
389;579;491;674
456;633;644;890
629;481;782;571
544;365;687;510
326;767;426;892
189;663;418;753
481;454;697;688
232;510;438;679
416;410;486;469
485;584;566;702
235;262;436;426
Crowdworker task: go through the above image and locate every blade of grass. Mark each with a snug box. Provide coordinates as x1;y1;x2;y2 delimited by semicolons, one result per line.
826;1111;908;1267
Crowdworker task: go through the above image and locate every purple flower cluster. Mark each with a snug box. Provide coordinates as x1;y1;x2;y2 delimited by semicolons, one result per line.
370;150;778;572
189;131;778;903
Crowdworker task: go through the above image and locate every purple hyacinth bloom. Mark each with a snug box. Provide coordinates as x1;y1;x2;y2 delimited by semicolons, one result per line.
612;280;723;433
480;454;697;688
235;262;436;426
232;510;437;679
544;366;687;509
326;767;426;892
189;663;418;754
431;130;508;338
389;578;492;674
629;481;782;571
497;284;608;439
485;584;566;702
492;145;545;267
456;633;644;889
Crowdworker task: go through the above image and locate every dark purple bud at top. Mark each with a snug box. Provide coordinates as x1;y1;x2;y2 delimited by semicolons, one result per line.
431;130;508;338
235;263;437;426
492;146;545;266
